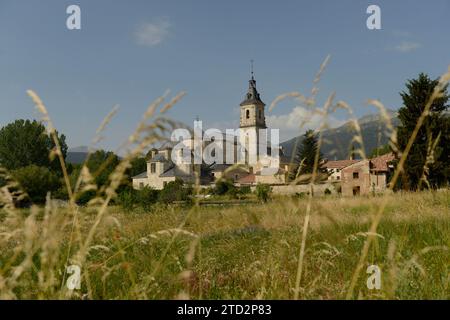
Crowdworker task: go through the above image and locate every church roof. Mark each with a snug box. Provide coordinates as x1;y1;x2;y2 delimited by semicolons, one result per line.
159;166;193;178
151;153;168;162
240;77;265;106
132;171;148;179
159;167;177;177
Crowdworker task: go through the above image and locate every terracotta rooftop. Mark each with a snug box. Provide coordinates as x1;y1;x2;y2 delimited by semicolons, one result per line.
370;153;395;171
237;174;256;185
321;159;360;169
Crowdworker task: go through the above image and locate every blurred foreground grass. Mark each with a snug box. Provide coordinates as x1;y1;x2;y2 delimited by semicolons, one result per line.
1;190;448;299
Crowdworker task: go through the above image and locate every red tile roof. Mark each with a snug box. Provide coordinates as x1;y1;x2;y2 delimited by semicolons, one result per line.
237;174;256;184
321;159;360;169
370;153;395;171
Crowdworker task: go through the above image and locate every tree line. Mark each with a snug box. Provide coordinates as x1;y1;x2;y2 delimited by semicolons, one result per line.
0;73;449;205
0;120;147;205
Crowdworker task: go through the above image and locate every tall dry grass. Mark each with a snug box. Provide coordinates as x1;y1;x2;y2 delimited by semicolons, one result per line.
0;61;449;299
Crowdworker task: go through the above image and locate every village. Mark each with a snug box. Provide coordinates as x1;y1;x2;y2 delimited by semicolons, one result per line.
132;74;396;197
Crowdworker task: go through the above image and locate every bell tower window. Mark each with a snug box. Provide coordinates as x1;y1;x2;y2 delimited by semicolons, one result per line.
246;109;250;119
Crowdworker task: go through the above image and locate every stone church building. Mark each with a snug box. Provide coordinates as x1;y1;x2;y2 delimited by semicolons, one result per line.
132;73;395;195
132;74;288;190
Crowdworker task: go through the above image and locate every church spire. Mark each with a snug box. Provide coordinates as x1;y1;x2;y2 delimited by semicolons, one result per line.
240;60;265;107
251;59;254;80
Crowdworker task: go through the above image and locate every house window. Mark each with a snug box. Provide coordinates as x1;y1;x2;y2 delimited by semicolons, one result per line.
337;176;340;180
258;109;262;119
336;169;340;172
139;182;144;189
353;172;359;179
246;109;250;119
150;163;156;173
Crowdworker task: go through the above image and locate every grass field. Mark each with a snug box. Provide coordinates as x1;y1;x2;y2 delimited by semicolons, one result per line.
1;67;449;300
1;191;448;300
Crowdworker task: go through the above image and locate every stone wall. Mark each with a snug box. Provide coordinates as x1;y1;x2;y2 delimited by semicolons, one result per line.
255;174;286;185
251;183;337;195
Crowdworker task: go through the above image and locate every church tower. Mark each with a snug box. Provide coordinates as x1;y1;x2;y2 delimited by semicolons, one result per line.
239;63;266;165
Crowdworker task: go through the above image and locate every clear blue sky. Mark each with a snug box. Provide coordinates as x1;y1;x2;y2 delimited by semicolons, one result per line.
1;0;449;150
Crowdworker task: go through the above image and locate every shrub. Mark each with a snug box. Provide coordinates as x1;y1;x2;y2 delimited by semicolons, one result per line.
239;186;251;194
214;179;236;196
158;178;192;204
116;186;159;211
255;183;272;203
75;190;97;206
200;186;215;195
51;165;97;204
11;165;60;204
136;186;159;210
294;192;307;199
118;189;136;211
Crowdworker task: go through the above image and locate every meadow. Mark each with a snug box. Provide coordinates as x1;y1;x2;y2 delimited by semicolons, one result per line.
0;191;448;299
1;60;449;300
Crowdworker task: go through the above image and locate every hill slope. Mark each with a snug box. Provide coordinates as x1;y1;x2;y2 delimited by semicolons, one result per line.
281;111;399;160
66;146;90;164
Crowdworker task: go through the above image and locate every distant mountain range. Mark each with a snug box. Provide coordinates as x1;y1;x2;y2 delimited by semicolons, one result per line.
280;110;400;160
67;111;399;164
66;146;90;164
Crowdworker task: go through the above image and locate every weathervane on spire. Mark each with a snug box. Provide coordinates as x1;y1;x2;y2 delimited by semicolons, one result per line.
250;59;254;80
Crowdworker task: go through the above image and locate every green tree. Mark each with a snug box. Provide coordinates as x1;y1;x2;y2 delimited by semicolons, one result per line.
136;186;159;210
85;150;121;186
117;187;137;212
292;130;323;179
0;119;67;172
397;73;449;190
158;178;192;204
11;165;60;204
128;157;147;178
369;144;391;158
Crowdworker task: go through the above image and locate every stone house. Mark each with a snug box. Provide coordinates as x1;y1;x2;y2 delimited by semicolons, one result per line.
132;147;199;190
210;164;250;184
341;153;395;196
321;159;360;181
